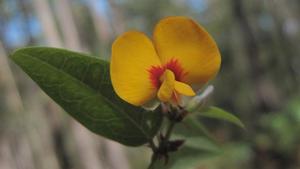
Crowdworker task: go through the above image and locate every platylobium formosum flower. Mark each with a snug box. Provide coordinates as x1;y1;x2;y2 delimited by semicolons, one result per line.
110;16;221;107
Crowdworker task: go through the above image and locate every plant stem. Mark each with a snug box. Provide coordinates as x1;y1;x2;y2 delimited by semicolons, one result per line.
165;120;176;141
148;152;158;169
148;139;157;152
147;138;157;169
147;120;177;169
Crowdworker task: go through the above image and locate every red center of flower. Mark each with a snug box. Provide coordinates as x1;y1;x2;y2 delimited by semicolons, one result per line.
148;58;187;89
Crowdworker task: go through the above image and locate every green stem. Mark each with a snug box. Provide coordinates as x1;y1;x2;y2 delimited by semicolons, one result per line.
165;120;176;141
148;138;157;169
147;120;177;169
148;139;157;152
148;153;158;169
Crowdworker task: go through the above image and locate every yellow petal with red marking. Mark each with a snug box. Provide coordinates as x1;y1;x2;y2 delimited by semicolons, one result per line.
153;16;221;88
174;81;195;96
110;31;161;106
157;70;175;102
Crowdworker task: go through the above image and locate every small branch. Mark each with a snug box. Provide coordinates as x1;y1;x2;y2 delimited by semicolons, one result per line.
148;139;157;153
164;121;176;141
147;138;158;169
147;108;180;169
148;153;158;169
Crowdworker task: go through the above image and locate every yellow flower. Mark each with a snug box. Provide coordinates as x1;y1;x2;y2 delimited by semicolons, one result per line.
110;16;221;107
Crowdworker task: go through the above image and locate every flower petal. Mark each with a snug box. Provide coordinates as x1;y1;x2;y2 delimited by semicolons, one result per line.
110;31;161;106
157;70;175;102
153;16;221;87
174;81;195;96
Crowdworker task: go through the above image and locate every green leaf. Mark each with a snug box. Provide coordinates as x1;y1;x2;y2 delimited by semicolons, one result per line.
11;47;162;146
182;116;212;137
154;136;221;169
173;135;221;153
167;143;251;169
199;107;245;129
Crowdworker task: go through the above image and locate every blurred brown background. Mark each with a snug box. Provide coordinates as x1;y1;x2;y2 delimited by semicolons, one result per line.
0;0;300;169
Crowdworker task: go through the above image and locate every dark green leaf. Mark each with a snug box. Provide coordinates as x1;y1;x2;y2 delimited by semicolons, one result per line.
166;143;250;169
182;116;212;137
11;47;162;146
154;136;221;169
199;107;245;128
173;135;221;153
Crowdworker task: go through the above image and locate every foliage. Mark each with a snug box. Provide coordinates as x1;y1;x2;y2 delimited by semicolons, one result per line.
198;106;245;129
256;98;300;154
11;47;162;146
11;47;244;168
2;0;300;168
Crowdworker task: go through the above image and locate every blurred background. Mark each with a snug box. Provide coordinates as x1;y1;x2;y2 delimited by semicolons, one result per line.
0;0;300;168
